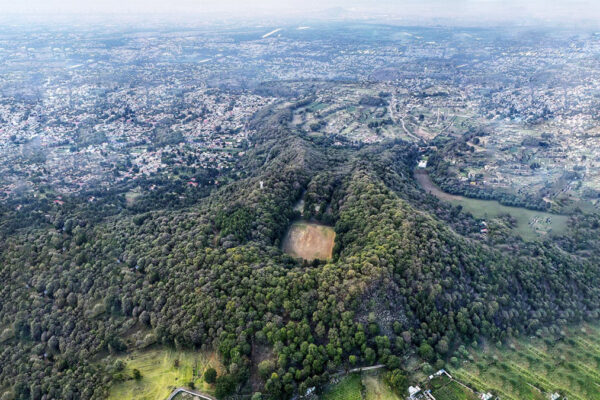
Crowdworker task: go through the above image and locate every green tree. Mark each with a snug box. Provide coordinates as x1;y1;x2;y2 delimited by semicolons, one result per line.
418;343;435;362
204;367;217;384
384;369;408;395
132;369;142;380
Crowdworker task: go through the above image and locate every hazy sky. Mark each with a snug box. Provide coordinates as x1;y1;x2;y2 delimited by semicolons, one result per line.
2;0;600;25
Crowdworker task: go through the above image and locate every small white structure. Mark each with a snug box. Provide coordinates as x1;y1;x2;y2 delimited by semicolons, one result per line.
259;180;264;189
418;159;428;168
550;393;561;400
480;393;493;400
429;369;452;380
408;386;422;399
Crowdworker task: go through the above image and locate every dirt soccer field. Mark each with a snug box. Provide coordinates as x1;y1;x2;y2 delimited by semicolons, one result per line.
282;222;336;261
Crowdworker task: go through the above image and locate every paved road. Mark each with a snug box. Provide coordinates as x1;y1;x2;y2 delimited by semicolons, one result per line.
399;118;421;142
166;387;216;400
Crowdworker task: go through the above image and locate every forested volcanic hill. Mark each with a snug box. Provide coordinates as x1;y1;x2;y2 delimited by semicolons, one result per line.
1;102;600;400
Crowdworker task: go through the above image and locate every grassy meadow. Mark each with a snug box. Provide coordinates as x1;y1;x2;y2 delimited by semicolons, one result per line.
429;374;478;400
108;348;221;400
322;374;364;400
363;372;402;400
322;371;402;400
415;170;569;241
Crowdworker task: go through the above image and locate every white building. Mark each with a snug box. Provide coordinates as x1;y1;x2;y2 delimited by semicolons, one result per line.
409;386;422;399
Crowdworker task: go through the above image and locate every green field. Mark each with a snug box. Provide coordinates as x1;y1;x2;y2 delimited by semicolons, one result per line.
451;324;600;400
415;170;569;241
108;348;221;400
429;375;478;400
322;372;402;400
322;374;364;400
306;102;329;112
125;187;143;205
363;372;402;400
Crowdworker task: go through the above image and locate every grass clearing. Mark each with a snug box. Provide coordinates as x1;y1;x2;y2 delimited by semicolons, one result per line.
415;170;569;241
125;187;142;205
108;348;221;400
431;379;478;400
282;221;336;261
322;374;364;400
323;371;401;400
306;102;328;112
363;371;402;400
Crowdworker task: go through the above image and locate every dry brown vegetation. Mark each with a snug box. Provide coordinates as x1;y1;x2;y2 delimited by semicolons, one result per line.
282;222;336;260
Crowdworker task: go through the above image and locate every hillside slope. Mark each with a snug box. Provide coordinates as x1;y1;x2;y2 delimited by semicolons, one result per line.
1;104;599;400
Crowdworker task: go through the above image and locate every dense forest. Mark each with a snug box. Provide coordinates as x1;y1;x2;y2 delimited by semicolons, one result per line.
1;103;600;400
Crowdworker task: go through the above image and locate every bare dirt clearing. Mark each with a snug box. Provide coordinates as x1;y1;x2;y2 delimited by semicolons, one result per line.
282;222;336;261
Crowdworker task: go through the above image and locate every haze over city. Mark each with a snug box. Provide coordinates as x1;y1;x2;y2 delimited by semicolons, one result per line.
2;0;600;26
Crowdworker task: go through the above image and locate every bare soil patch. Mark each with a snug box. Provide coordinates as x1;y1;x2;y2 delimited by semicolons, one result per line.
282;221;336;261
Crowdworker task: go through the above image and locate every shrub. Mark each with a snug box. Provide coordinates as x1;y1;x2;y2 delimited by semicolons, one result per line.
204;367;217;384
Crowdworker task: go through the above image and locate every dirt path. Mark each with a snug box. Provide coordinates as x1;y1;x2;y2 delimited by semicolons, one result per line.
332;364;386;377
166;388;216;400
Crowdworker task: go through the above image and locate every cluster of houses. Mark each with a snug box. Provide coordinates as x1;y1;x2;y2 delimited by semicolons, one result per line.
407;369;499;400
0;79;271;199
